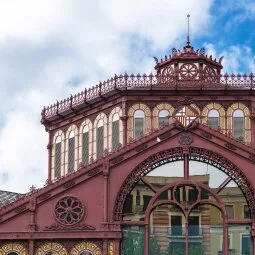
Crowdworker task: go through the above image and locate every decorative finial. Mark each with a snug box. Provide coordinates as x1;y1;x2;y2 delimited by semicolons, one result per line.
187;14;190;46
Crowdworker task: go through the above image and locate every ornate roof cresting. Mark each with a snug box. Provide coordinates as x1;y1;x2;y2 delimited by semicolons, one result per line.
41;72;255;122
40;15;253;123
154;14;223;73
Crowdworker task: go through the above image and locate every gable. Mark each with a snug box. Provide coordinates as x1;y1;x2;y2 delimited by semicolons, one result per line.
0;122;254;235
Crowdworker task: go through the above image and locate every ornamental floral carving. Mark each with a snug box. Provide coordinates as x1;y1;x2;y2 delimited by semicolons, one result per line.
161;66;174;83
44;222;95;231
55;196;85;225
179;133;193;145
204;65;217;81
0;243;28;255
36;242;67;255
179;63;198;80
70;242;102;255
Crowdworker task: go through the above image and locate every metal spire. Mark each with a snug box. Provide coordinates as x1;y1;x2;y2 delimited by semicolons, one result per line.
187;14;190;46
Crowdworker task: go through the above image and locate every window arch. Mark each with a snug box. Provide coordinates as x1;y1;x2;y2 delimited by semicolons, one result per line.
36;242;67;255
52;130;65;179
65;125;78;173
152;103;174;129
79;119;93;166
93;113;107;160
109;107;123;152
159;110;169;126
227;103;251;144
208;109;220;129
97;120;104;159
233;109;244;140
0;243;28;255
112;114;120;150
134;110;145;139
202;103;225;132
127;103;151;141
70;242;102;255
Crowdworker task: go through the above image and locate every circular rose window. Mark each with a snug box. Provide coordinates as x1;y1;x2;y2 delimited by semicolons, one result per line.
55;196;85;225
179;63;198;80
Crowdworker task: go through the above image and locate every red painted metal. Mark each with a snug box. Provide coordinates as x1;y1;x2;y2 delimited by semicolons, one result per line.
143;180;228;254
41;73;255;121
0;123;254;253
1;43;255;254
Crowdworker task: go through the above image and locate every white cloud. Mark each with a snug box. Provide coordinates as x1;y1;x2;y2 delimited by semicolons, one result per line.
0;0;214;193
204;43;255;74
0;0;63;42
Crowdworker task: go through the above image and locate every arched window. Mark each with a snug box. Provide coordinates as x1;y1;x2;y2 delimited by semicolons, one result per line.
55;135;62;178
97;119;104;159
158;110;169;127
82;125;89;165
65;126;78;173
112;113;120;151
233;109;244;140
36;242;67;255
208;109;220;129
79;252;93;255
70;242;102;255
79;119;92;165
68;131;75;172
128;103;151;141
0;243;28;255
134;110;145;139
121;155;253;255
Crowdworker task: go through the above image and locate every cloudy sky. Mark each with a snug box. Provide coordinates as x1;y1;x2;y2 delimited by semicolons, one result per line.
0;0;254;193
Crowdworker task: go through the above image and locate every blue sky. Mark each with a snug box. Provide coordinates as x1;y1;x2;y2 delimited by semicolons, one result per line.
0;0;254;193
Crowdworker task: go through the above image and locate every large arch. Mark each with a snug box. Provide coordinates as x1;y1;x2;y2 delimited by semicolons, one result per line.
113;146;255;221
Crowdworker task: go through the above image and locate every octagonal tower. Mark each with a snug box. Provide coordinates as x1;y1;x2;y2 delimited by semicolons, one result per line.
154;42;223;83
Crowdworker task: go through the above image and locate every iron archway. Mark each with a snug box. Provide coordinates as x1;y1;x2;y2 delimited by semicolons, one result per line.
113;146;255;221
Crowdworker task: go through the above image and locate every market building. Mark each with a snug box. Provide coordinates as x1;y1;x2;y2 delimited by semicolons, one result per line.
0;39;255;254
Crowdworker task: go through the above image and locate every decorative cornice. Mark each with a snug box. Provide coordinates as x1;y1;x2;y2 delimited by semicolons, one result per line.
44;223;95;231
41;73;255;123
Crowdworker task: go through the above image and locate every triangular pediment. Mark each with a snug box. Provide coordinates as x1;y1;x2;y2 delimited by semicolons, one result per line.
0;122;254;233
